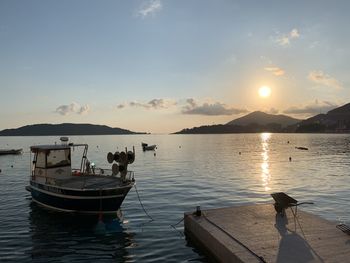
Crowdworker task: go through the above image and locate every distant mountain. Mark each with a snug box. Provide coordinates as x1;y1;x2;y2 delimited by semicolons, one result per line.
328;103;350;115
175;111;301;134
174;123;286;134
226;111;300;127
296;103;350;133
0;123;146;136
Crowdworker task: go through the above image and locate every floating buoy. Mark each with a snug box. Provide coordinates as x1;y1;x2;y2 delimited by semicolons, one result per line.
289;157;292;162
154;152;156;156
11;165;13;168
239;152;241;155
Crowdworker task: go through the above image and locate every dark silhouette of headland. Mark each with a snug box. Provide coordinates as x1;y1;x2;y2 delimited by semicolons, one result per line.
0;123;146;136
175;103;350;134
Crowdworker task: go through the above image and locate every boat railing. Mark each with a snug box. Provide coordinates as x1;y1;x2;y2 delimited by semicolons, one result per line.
71;168;134;180
32;169;135;187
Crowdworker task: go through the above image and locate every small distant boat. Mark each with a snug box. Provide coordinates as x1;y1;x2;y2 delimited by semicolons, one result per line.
26;137;135;214
295;146;308;151
0;149;22;155
141;143;156;151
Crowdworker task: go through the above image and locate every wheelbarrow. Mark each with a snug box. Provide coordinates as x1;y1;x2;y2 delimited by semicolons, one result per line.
271;192;314;218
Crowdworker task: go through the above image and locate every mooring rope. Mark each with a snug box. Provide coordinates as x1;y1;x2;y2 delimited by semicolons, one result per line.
202;213;267;263
170;217;185;236
134;184;154;221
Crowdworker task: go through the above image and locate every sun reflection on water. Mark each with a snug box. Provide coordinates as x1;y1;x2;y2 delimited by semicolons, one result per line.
261;133;271;191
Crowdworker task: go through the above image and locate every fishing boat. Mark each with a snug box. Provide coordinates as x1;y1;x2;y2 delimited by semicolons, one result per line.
141;142;156;151
0;148;22;155
26;137;135;214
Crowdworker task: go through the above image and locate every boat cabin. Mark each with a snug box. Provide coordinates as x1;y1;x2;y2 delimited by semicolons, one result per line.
30;141;89;185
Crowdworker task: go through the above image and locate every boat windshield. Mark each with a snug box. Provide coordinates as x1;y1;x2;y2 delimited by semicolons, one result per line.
46;149;71;168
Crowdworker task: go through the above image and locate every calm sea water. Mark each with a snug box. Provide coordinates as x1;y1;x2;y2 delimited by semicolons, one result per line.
0;134;349;262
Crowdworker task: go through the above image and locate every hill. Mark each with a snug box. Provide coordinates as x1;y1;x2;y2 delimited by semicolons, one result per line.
0;123;146;136
296;103;350;133
226;111;300;127
175;111;301;134
174;123;286;134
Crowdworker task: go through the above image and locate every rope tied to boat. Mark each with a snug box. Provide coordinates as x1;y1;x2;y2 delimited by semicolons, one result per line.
98;189;103;221
134;184;154;221
170;217;185;237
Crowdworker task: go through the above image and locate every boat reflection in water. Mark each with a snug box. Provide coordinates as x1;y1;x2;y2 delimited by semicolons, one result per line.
28;203;135;262
260;133;271;191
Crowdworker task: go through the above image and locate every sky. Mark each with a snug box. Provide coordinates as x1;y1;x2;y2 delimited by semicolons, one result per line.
1;0;349;133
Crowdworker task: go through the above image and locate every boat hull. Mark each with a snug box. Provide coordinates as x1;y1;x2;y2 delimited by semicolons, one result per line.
27;181;133;214
0;149;22;155
142;145;156;151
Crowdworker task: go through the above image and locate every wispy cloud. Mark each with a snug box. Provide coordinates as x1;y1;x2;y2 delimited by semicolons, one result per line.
268;108;279;114
55;102;90;116
274;28;300;46
182;98;247;116
117;97;247;116
264;67;285;76
117;98;176;110
283;100;338;115
77;104;90;115
116;103;126;109
137;0;162;18
308;70;343;90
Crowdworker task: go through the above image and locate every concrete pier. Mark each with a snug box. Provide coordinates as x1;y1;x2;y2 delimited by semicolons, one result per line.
184;204;350;263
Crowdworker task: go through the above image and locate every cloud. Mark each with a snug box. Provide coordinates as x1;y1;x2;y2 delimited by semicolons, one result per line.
276;36;290;46
283;100;338;115
185;98;197;108
182;99;247;116
138;0;162;17
118;98;176;110
148;98;176;109
290;29;300;38
264;67;285;76
117;97;247;116
308;70;343;90
55;102;90;116
116;103;125;109
275;28;300;46
268;108;279;114
77;104;90;115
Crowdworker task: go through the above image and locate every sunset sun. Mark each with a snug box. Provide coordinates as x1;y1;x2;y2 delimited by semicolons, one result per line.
258;86;271;98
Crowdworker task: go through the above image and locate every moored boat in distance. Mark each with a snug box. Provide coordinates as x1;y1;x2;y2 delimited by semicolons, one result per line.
26;137;135;214
0;149;22;155
141;142;156;151
295;146;309;150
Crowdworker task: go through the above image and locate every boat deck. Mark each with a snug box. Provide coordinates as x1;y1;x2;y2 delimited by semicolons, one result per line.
53;175;125;190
